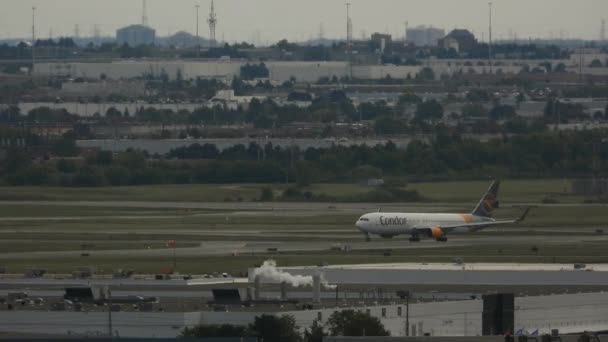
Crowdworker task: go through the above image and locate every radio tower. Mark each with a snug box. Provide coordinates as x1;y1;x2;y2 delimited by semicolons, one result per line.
142;0;149;26
601;19;606;43
208;0;217;47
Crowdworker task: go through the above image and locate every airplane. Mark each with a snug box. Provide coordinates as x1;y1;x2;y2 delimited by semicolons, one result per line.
355;180;531;242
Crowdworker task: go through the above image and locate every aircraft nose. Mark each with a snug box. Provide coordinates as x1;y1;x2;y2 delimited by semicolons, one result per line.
355;217;367;231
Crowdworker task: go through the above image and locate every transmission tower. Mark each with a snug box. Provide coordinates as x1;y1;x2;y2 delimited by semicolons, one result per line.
601;19;606;42
142;0;149;26
208;0;217;47
74;24;80;39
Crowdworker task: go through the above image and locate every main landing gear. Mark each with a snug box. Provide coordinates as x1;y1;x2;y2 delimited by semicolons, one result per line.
436;236;448;242
409;230;421;243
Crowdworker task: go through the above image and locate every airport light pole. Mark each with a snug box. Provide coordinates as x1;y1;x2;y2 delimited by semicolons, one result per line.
196;4;200;58
31;6;36;74
107;286;113;338
488;2;493;74
168;239;177;272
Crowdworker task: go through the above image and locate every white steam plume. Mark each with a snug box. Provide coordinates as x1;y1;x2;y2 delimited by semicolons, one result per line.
252;260;336;289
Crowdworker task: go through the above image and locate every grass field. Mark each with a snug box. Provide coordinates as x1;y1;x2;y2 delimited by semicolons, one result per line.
0;179;593;204
0;179;605;275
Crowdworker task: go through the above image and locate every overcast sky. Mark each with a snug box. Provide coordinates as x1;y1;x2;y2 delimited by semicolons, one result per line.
1;0;607;44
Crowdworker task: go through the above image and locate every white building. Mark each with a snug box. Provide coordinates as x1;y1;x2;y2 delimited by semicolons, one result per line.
407;26;446;47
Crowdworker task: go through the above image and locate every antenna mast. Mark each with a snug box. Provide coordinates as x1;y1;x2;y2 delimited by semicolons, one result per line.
208;0;217;47
142;0;149;26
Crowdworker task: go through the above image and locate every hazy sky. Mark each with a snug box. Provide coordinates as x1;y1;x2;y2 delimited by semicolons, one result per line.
1;0;607;43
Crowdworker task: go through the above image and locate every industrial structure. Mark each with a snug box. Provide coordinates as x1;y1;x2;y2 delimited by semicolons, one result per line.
406;26;445;46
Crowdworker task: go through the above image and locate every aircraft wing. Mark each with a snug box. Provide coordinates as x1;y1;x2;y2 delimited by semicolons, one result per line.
415;207;532;234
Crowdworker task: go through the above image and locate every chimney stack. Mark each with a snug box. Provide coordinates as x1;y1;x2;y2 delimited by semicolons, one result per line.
280;282;288;300
313;274;321;303
254;275;261;300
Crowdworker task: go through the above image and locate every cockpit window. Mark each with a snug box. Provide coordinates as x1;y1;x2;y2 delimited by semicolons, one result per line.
359;218;369;222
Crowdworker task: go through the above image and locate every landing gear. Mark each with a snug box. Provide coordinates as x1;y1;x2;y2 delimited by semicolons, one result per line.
364;233;371;242
436;236;448;242
409;230;421;243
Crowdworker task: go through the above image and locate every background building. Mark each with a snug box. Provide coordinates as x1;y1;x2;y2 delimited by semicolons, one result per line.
371;33;392;53
116;24;156;46
407;26;446;46
439;29;477;53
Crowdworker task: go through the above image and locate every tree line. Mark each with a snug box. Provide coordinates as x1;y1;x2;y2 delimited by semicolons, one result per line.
1;129;607;189
180;311;390;342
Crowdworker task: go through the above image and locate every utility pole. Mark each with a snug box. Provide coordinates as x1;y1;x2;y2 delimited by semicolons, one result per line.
31;6;36;74
107;286;113;338
488;2;493;74
346;3;353;80
579;46;584;84
142;0;149;26
405;291;410;336
196;4;201;58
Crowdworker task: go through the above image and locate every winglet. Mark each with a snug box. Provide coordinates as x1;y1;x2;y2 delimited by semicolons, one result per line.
516;206;534;223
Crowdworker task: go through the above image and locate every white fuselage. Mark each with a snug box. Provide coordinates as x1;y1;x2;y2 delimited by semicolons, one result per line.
355;212;494;237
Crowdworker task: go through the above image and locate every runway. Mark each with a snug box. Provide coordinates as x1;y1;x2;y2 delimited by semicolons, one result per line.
0;235;604;259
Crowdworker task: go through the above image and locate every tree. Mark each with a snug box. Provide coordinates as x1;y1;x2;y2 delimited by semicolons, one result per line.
326;310;390;337
415;67;435;81
489;105;517;121
466;89;490;103
589;58;603;68
398;92;422;105
554;63;567;73
180;324;248;338
415;100;444;123
106;107;123;118
303;319;326;342
52;137;79;157
461;104;487;118
539;61;552;73
516;93;526;109
248;314;301;342
375;116;407;135
260;187;274;201
241;63;270;80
